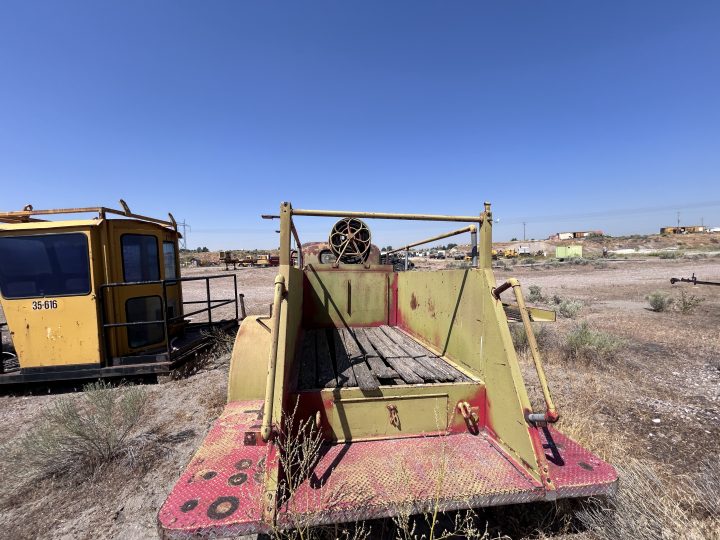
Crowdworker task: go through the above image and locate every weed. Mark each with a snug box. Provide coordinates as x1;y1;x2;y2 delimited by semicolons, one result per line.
675;289;704;314
576;458;720;540
510;324;551;354
557;299;583;319
7;382;149;481
659;251;683;259
527;285;544;303
646;291;673;312
563;323;625;363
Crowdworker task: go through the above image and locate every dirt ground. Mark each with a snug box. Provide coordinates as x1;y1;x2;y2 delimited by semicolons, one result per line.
0;257;718;539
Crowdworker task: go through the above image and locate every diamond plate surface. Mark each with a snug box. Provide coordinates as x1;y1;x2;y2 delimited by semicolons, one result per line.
281;432;544;527
158;400;272;539
541;427;618;498
159;406;618;537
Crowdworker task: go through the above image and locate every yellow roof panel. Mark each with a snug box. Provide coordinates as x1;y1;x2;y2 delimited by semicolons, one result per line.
0;219;103;232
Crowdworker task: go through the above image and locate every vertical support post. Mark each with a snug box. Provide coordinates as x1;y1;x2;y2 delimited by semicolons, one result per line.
163;280;171;359
279;202;292;266
404;248;409;271
261;274;286;441
206;278;212;326
470;225;478;267
238;293;246;319
233;274;239;321
479;202;492;269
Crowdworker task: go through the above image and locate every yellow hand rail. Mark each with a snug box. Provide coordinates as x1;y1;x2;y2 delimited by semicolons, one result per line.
261;274;286;441
493;278;559;423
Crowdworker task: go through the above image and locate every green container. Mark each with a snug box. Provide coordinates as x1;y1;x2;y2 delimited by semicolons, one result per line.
556;245;583;258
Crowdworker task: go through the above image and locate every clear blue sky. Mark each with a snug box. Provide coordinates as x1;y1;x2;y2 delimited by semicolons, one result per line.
1;1;719;249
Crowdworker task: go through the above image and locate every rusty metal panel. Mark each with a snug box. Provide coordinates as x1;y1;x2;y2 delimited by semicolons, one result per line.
283;432;544;527
541;427;618;498
328;393;449;441
302;266;389;327
158;400;272;539
396;268;485;377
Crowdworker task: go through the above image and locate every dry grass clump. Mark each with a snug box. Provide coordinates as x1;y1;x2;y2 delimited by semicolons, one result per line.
646;291;673;312
202;327;236;356
647;290;704;314
527;285;545;303
557;299;583;319
510;324;552;355
577;458;720;540
563;323;625;363
675;289;704;314
6;381;150;482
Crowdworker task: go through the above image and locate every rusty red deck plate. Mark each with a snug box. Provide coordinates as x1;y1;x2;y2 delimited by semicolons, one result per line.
282;429;617;527
158;400;271;539
159;405;617;538
541;427;618;498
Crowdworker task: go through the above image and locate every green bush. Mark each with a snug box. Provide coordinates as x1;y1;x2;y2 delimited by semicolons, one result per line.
563;323;625;363
8;381;148;481
510;324;551;354
658;251;683;259
647;291;673;312
676;290;703;314
558;299;583;319
527;285;544;303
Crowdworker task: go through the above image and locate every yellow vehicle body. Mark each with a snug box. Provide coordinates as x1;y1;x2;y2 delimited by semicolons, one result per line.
159;202;617;538
0;204;239;384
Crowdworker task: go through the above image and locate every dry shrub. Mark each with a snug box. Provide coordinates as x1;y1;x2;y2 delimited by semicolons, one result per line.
202;327;236;357
563;323;625;363
646;291;673;312
549;295;584;319
577;458;720;540
510;324;552;355
527;285;545;303
675;289;704;314
172;328;236;379
7;381;149;481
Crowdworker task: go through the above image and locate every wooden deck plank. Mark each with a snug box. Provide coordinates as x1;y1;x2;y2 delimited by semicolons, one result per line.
339;328;379;391
359;327;423;384
331;328;357;388
355;328;402;379
381;326;471;382
353;328;398;379
366;327;435;382
315;330;337;388
298;330;317;390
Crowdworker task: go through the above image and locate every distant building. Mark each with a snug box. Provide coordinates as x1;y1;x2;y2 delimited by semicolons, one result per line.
660;225;706;234
548;230;603;240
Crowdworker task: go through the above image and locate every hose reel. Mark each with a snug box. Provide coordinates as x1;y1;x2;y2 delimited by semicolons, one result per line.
328;217;372;264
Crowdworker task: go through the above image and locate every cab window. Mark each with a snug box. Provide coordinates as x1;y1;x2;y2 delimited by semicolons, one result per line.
122;234;160;282
0;233;91;299
125;296;164;348
163;242;177;280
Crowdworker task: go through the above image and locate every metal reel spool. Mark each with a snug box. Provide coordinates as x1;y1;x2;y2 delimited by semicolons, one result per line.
329;218;372;264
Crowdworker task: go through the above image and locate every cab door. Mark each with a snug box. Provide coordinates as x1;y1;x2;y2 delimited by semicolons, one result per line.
106;222;181;359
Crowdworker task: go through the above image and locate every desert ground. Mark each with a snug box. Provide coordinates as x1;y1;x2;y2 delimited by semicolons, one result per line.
0;253;718;539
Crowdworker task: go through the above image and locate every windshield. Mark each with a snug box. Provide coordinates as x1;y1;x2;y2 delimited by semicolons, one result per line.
0;233;91;299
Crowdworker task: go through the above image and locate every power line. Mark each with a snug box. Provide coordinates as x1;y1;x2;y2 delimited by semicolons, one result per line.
497;200;720;226
178;220;190;250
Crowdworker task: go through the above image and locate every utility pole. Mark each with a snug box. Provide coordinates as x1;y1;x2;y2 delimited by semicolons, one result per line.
178;220;191;250
523;222;526;242
677;211;680;228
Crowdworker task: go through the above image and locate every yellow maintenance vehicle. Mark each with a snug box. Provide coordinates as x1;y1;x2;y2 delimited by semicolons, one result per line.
158;202;617;538
0;202;240;384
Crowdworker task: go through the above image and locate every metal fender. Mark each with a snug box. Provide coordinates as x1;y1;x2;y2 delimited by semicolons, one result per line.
227;315;273;402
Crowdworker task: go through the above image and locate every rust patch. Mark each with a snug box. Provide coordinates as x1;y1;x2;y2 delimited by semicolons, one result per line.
410;293;418;310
